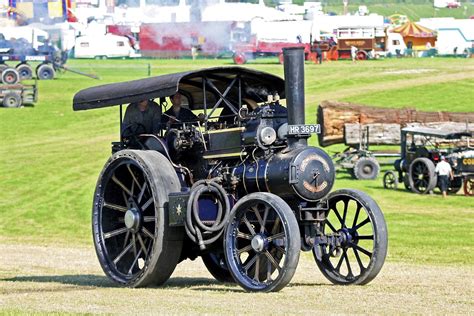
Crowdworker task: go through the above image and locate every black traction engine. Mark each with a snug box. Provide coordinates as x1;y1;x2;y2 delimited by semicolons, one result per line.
73;47;388;292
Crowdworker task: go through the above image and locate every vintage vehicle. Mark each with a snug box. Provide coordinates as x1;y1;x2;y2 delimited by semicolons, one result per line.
73;48;387;292
383;127;474;196
335;27;406;60
0;82;38;107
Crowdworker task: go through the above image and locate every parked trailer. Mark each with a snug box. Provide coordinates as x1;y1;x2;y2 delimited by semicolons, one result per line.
0;83;38;108
335;27;405;59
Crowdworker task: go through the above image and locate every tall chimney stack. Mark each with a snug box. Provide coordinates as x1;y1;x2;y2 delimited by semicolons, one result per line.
283;47;307;147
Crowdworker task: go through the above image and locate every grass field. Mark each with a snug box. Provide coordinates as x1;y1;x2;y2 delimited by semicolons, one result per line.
1;57;473;314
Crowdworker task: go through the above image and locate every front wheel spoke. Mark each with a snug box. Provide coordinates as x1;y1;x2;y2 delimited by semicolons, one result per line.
254;255;260;282
274;244;286;255
237;231;253;240
243;253;258;272
261;206;269;233
243;215;256;236
143;216;156;223
357;235;374;240
238;244;253;255
112;175;133;197
352;244;372;258
335;249;346;271
137;233;148;256
142;227;154;239
325;220;337;233
266;259;272;281
113;242;133;265
332;208;345;229
342;200;348;227
253;207;264;232
104;227;128;239
343;251;353;277
103;201;127;213
353;247;365;271
264;250;281;272
267;232;285;242
353;217;370;231
352;205;361;228
270;217;281;235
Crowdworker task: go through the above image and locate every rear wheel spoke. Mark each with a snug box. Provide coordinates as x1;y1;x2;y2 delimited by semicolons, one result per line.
112;175;133;197
137;233;148;256
104;227;128;239
142;227;154;239
127;248;143;275
103;201;127;213
113;242;133;265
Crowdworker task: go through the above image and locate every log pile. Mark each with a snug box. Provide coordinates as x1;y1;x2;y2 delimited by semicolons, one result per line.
317;100;474;147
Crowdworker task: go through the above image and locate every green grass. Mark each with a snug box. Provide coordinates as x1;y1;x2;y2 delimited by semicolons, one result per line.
0;57;473;266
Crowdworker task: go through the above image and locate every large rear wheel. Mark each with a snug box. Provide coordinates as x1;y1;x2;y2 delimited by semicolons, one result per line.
92;150;183;287
224;192;300;292
464;176;474;196
313;189;387;285
408;158;437;194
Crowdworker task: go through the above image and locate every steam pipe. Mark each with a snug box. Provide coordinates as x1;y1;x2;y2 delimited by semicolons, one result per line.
283;47;307;147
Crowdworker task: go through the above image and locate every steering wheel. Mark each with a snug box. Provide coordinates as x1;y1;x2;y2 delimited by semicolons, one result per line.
122;123;147;148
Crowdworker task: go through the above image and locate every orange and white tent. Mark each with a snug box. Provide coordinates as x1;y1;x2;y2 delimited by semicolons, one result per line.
392;21;437;50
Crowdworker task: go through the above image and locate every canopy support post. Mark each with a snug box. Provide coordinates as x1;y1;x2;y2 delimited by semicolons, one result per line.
120;104;123;143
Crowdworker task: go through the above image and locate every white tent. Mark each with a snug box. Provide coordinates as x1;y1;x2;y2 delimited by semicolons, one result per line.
419;18;474;55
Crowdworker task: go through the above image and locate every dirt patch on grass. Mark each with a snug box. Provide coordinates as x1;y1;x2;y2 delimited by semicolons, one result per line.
1;242;472;314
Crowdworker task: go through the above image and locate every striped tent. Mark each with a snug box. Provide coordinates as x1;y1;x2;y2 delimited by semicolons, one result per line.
392;21;437;50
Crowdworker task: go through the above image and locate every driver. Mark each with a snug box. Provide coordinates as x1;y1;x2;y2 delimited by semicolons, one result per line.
162;92;198;128
122;99;161;136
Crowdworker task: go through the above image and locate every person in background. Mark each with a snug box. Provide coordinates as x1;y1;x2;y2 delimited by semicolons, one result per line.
351;45;357;62
162;92;198;128
315;44;322;64
122;99;161;136
435;156;454;198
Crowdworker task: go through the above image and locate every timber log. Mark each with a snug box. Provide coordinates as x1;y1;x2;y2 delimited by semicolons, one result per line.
317;100;474;147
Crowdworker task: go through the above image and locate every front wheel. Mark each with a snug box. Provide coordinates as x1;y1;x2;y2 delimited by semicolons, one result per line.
383;171;398;189
224;192;300;292
92;150;183;287
313;189;388;285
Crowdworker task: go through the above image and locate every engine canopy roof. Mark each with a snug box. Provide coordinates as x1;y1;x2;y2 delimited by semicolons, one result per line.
72;67;285;111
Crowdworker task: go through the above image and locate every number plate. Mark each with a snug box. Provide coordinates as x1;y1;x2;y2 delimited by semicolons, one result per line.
287;124;321;135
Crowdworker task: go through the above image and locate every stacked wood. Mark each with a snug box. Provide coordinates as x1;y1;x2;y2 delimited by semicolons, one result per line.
344;122;474;146
317;100;474;147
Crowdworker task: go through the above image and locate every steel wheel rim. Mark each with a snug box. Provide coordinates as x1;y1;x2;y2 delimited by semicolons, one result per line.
97;159;157;281
227;200;289;290
316;195;376;282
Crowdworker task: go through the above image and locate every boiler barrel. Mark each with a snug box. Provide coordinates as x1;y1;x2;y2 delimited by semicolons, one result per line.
233;146;335;202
